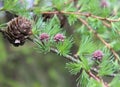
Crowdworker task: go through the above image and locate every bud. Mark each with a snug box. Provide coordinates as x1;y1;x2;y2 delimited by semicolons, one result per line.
39;33;49;41
100;0;110;8
54;33;65;42
92;50;104;60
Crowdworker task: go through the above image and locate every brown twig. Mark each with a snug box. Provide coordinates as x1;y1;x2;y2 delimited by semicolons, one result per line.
102;21;120;35
41;11;120;36
41;11;120;22
50;48;80;63
91;67;116;77
88;70;100;82
64;0;74;5
78;17;120;61
88;71;109;87
102;21;111;28
90;15;120;22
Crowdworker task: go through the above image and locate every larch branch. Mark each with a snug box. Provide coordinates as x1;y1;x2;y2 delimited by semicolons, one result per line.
41;11;120;22
78;17;120;61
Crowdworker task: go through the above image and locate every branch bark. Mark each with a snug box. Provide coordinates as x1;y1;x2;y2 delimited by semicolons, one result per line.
88;71;109;87
50;48;80;63
41;11;120;22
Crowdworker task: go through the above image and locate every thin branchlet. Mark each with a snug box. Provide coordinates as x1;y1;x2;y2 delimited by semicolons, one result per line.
41;11;120;22
78;17;120;61
50;48;80;63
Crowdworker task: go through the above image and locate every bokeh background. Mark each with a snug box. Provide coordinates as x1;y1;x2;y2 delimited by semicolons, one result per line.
0;39;77;87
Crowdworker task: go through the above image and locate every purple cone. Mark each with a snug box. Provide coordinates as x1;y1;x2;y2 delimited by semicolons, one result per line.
100;0;110;8
54;33;65;42
39;33;49;41
92;50;104;60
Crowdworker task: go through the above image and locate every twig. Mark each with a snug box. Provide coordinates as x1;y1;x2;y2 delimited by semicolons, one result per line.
78;17;120;61
50;48;80;63
102;21;120;35
64;0;74;4
90;15;120;22
91;67;116;77
27;38;80;63
88;71;109;87
1;6;120;22
41;11;120;36
102;21;111;28
88;70;100;82
41;11;120;22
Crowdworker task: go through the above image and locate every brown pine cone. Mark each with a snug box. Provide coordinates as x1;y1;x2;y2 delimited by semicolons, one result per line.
4;16;32;47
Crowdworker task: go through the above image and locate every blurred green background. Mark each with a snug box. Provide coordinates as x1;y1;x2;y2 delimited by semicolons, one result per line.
0;32;76;87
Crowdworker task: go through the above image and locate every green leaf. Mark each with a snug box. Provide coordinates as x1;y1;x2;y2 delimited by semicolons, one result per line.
66;62;82;75
64;3;77;12
98;54;119;76
77;36;97;55
32;17;43;35
87;78;102;87
52;0;65;10
80;56;90;71
3;0;31;17
56;37;73;56
34;38;51;54
77;70;89;87
110;40;120;51
67;14;78;26
42;16;61;36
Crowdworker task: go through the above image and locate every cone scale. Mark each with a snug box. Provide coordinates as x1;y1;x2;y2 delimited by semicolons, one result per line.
4;17;32;47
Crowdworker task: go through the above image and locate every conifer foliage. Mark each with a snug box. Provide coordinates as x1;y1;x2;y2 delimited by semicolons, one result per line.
0;0;120;87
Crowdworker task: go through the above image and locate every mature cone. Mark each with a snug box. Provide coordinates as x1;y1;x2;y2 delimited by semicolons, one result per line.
4;16;32;47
